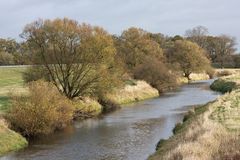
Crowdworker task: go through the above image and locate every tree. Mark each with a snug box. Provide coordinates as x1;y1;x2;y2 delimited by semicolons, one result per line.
133;56;177;92
0;38;29;65
0;38;19;53
213;35;236;68
0;38;19;65
203;35;237;67
148;33;170;49
232;54;240;68
21;18;122;99
0;51;14;65
171;35;184;41
185;27;237;67
115;28;177;92
185;26;209;48
168;40;211;80
115;27;164;71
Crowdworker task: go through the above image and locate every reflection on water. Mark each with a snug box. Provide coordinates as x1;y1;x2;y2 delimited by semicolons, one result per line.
1;80;220;160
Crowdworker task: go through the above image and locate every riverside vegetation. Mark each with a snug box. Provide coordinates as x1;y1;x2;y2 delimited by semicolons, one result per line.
149;72;240;160
0;67;160;155
0;19;239;156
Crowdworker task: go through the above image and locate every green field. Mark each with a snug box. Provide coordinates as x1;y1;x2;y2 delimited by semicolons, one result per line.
0;67;26;113
0;67;28;156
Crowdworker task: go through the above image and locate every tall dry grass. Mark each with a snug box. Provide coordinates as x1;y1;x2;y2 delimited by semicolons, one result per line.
106;80;159;104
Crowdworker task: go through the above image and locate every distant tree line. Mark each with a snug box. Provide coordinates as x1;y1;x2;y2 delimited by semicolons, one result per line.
1;25;238;68
0;38;30;65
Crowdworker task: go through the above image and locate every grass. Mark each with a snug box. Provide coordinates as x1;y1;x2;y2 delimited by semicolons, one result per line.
149;74;240;160
0;97;10;113
215;68;240;76
210;90;240;131
0;67;25;88
0;118;28;156
0;67;27;113
106;80;159;105
73;97;102;119
0;67;28;155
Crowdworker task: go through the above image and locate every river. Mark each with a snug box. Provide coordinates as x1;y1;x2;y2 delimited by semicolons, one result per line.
1;79;220;160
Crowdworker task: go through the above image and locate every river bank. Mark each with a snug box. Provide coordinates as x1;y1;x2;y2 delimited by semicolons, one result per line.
0;118;27;155
1;79;219;160
149;74;240;160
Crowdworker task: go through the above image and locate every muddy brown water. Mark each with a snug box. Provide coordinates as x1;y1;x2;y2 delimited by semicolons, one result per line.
1;80;220;160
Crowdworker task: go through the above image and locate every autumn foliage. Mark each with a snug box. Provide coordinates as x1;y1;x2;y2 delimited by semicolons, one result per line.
7;80;74;136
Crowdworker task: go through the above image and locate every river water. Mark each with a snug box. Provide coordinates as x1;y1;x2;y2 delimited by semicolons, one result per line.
1;80;220;160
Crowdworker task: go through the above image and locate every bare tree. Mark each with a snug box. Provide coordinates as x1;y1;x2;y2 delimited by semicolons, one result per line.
185;26;209;48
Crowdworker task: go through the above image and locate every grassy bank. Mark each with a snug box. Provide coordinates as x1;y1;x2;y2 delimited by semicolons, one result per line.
0;118;27;156
107;80;159;105
149;74;240;160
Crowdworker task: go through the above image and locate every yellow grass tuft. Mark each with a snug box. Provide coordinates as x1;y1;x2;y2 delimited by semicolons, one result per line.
107;80;159;104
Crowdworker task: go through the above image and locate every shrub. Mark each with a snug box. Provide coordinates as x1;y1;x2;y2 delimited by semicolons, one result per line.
210;79;236;93
133;57;178;93
7;80;74;137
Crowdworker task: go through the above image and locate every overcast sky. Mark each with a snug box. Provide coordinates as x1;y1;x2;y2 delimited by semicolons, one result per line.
0;0;240;50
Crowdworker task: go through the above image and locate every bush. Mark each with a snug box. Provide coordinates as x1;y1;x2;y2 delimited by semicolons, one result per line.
133;57;178;92
7;80;74;137
210;79;236;93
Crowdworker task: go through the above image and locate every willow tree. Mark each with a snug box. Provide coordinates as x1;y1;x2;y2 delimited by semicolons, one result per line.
169;40;211;80
21;18;121;99
115;27;164;71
